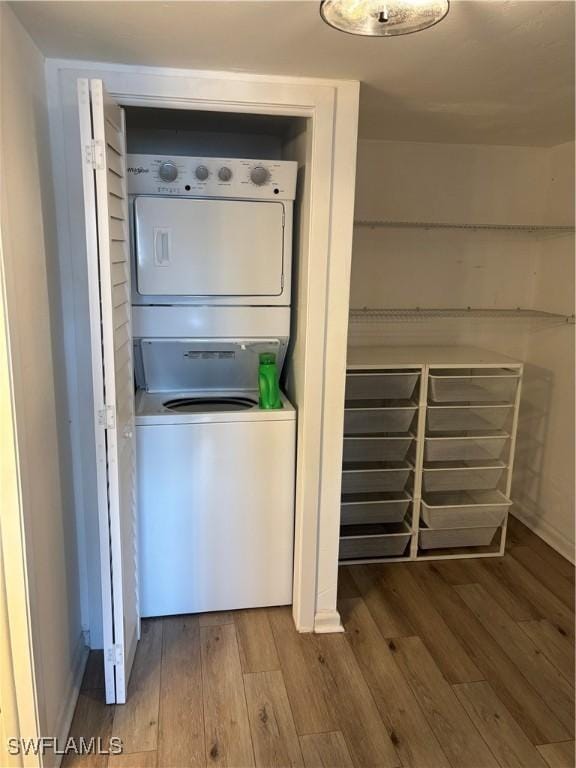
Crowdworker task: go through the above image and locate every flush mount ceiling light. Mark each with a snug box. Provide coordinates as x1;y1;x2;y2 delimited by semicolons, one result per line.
320;0;450;36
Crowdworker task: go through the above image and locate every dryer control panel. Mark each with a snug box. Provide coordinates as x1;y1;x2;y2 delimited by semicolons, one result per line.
126;154;297;200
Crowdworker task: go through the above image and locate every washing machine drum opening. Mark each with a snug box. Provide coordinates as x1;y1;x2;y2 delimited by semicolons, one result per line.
163;396;257;413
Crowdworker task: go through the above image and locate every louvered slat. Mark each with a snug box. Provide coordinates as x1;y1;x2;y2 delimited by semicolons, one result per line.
112;283;129;308
105;122;122;154
111;261;128;286
109;220;126;242
107;151;124;177
114;340;131;371
107;170;123;198
108;194;125;220
114;323;130;350
113;305;130;329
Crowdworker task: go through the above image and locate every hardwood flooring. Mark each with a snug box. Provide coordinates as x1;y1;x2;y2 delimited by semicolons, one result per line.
65;516;574;767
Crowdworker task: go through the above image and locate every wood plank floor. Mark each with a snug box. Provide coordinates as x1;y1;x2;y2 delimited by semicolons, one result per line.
65;517;574;767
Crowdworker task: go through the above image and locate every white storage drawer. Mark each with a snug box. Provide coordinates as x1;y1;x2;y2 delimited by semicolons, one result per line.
341;492;411;525
344;405;417;435
341;461;412;494
340;523;411;560
427;405;513;433
343;435;414;463
429;369;520;404
423;461;506;492
424;432;509;461
419;525;500;550
420;489;511;529
345;371;419;401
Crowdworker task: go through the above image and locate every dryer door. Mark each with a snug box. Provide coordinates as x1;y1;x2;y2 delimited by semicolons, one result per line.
134;196;284;297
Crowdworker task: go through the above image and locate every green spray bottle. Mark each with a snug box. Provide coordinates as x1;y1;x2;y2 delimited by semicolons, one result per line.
258;352;283;409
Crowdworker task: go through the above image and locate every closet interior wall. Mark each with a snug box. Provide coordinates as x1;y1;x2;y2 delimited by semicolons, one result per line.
350;138;575;560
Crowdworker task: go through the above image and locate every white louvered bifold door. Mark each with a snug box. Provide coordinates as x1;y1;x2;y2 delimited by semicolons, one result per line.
78;78;139;704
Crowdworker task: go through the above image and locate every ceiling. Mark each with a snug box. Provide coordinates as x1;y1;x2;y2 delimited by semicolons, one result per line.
11;0;575;146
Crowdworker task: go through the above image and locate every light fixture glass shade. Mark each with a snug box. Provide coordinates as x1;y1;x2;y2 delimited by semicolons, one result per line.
320;0;449;36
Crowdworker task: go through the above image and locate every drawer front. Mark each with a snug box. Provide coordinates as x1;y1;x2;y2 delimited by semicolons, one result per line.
341;494;411;525
427;405;513;433
344;407;417;435
422;463;506;492
346;372;418;401
429;371;519;404
419;526;499;550
340;533;411;560
341;466;411;494
420;490;511;529
421;506;507;529
343;436;413;463
424;435;508;462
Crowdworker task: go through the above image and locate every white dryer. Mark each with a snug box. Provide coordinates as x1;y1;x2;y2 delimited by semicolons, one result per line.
135;339;296;617
127;154;297;307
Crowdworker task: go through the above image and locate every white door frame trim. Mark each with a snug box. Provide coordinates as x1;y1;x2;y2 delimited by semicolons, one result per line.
46;59;358;634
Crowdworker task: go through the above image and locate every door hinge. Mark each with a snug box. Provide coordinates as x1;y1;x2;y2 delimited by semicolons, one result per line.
98;404;116;429
85;139;105;170
106;644;124;666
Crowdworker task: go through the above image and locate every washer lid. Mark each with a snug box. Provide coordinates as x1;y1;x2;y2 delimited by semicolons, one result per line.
140;338;286;393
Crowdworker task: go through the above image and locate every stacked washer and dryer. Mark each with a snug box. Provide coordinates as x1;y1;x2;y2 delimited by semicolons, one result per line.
127;154;298;617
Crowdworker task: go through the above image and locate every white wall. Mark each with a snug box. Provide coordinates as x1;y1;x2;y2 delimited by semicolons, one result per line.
515;142;575;559
0;5;84;760
350;138;575;560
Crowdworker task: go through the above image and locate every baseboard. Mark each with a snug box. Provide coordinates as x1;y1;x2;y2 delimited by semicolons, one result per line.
51;632;89;768
314;609;345;633
512;506;575;564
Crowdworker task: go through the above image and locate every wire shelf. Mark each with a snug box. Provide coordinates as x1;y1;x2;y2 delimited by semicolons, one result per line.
354;220;575;233
349;308;575;324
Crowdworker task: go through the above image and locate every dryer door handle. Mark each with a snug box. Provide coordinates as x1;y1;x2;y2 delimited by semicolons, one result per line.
153;227;171;267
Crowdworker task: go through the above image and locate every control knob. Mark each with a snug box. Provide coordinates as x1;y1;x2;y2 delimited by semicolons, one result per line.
195;165;210;181
158;161;178;182
218;166;233;181
250;166;270;186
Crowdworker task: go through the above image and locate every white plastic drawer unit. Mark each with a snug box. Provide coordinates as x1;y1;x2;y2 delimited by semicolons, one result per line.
423;460;507;492
134;196;285;297
341;351;523;562
345;371;419;401
428;368;520;404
